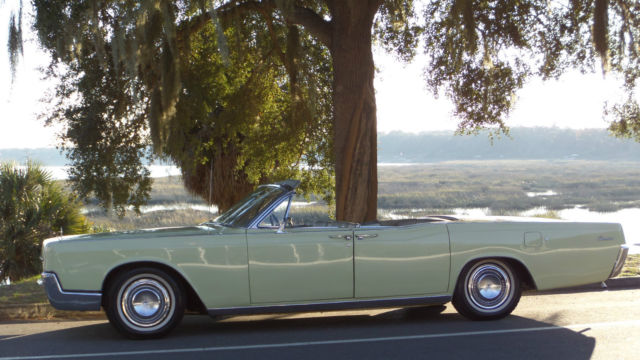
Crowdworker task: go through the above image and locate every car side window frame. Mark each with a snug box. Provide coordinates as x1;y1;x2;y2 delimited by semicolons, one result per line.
250;193;293;229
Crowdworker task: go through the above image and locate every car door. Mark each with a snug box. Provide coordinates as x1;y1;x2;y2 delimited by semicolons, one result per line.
354;223;450;298
246;197;354;304
246;227;354;304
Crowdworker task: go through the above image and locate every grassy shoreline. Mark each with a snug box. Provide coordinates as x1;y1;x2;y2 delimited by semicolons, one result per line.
79;160;640;231
378;160;640;213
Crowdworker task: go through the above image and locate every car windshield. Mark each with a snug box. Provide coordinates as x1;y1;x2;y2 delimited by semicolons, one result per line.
211;185;287;228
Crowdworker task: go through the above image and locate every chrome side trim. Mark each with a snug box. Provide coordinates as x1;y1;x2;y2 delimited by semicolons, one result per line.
356;234;378;240
41;272;102;311
207;295;451;316
609;245;629;279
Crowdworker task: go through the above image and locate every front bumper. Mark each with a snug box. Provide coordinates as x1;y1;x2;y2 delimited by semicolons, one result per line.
609;245;630;279
41;272;102;311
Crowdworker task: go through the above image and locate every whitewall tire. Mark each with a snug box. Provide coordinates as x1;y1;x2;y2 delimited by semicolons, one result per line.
106;267;185;339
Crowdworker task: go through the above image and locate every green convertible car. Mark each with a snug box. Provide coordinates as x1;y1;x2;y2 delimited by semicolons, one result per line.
41;181;629;338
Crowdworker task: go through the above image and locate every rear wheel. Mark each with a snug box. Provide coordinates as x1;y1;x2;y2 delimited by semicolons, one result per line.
105;268;185;339
452;259;521;320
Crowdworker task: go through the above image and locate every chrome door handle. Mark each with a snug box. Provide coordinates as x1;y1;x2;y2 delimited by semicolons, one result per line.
329;234;353;241
356;234;378;240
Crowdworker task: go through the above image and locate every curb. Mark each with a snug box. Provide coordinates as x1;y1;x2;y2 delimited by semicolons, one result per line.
0;303;105;322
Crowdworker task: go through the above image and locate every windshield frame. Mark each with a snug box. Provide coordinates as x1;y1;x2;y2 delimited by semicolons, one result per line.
209;184;292;228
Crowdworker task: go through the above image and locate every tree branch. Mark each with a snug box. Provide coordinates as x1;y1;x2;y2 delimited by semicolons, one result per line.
283;5;333;48
176;1;333;49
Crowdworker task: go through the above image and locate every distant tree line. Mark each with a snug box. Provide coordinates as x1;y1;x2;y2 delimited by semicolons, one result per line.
2;127;640;166
0;149;69;167
379;128;640;162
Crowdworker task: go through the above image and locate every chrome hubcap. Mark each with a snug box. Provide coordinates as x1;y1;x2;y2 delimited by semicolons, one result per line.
466;263;512;312
118;275;174;331
131;288;162;317
477;273;503;300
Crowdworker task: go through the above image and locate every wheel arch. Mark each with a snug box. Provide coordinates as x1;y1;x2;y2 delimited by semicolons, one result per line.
454;256;537;292
101;261;206;314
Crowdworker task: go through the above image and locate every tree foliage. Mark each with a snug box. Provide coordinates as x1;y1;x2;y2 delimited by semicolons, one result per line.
29;0;335;213
0;162;87;282
424;0;640;135
6;0;640;221
43;41;154;216
166;20;335;210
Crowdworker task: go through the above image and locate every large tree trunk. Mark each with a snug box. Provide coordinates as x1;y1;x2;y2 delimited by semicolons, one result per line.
330;2;380;223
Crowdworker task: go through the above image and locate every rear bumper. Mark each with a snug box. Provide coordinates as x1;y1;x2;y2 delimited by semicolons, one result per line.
41;272;102;311
609;245;629;279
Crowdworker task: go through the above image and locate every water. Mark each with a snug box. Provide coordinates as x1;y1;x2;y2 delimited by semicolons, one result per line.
526;190;558;197
137;203;217;214
26;165;182;180
83;203;218;215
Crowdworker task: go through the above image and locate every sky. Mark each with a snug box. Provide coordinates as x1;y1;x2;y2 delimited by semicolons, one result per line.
0;2;630;149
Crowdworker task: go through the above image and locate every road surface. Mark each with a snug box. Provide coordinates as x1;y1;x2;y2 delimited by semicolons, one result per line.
0;288;638;360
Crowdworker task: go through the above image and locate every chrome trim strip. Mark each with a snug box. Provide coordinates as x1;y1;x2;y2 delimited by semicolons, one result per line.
329;234;353;240
41;272;102;311
207;295;451;316
356;234;378;240
609;245;629;279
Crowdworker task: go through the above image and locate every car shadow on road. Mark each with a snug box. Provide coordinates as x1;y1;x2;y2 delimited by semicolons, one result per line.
532;286;638;296
0;306;595;360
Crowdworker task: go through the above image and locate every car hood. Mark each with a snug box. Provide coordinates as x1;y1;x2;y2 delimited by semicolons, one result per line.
42;224;241;246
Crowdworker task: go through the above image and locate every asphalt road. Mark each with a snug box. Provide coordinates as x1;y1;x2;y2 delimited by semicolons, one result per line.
0;288;639;360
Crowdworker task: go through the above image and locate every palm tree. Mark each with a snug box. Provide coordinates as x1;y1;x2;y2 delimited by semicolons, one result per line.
0;161;87;282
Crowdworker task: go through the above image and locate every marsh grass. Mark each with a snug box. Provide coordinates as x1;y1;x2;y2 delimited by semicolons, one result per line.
147;176;204;204
83;176;213;230
288;204;334;225
531;210;562;219
81;160;640;229
378;160;640;213
86;209;212;231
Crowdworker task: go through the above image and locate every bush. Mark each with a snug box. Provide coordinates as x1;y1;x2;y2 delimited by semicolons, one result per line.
0;161;88;282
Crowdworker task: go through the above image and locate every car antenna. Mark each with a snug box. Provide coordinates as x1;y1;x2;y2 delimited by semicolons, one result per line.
209;159;214;217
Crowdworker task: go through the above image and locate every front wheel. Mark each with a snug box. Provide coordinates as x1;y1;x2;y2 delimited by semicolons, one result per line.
105;268;185;339
452;259;521;320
